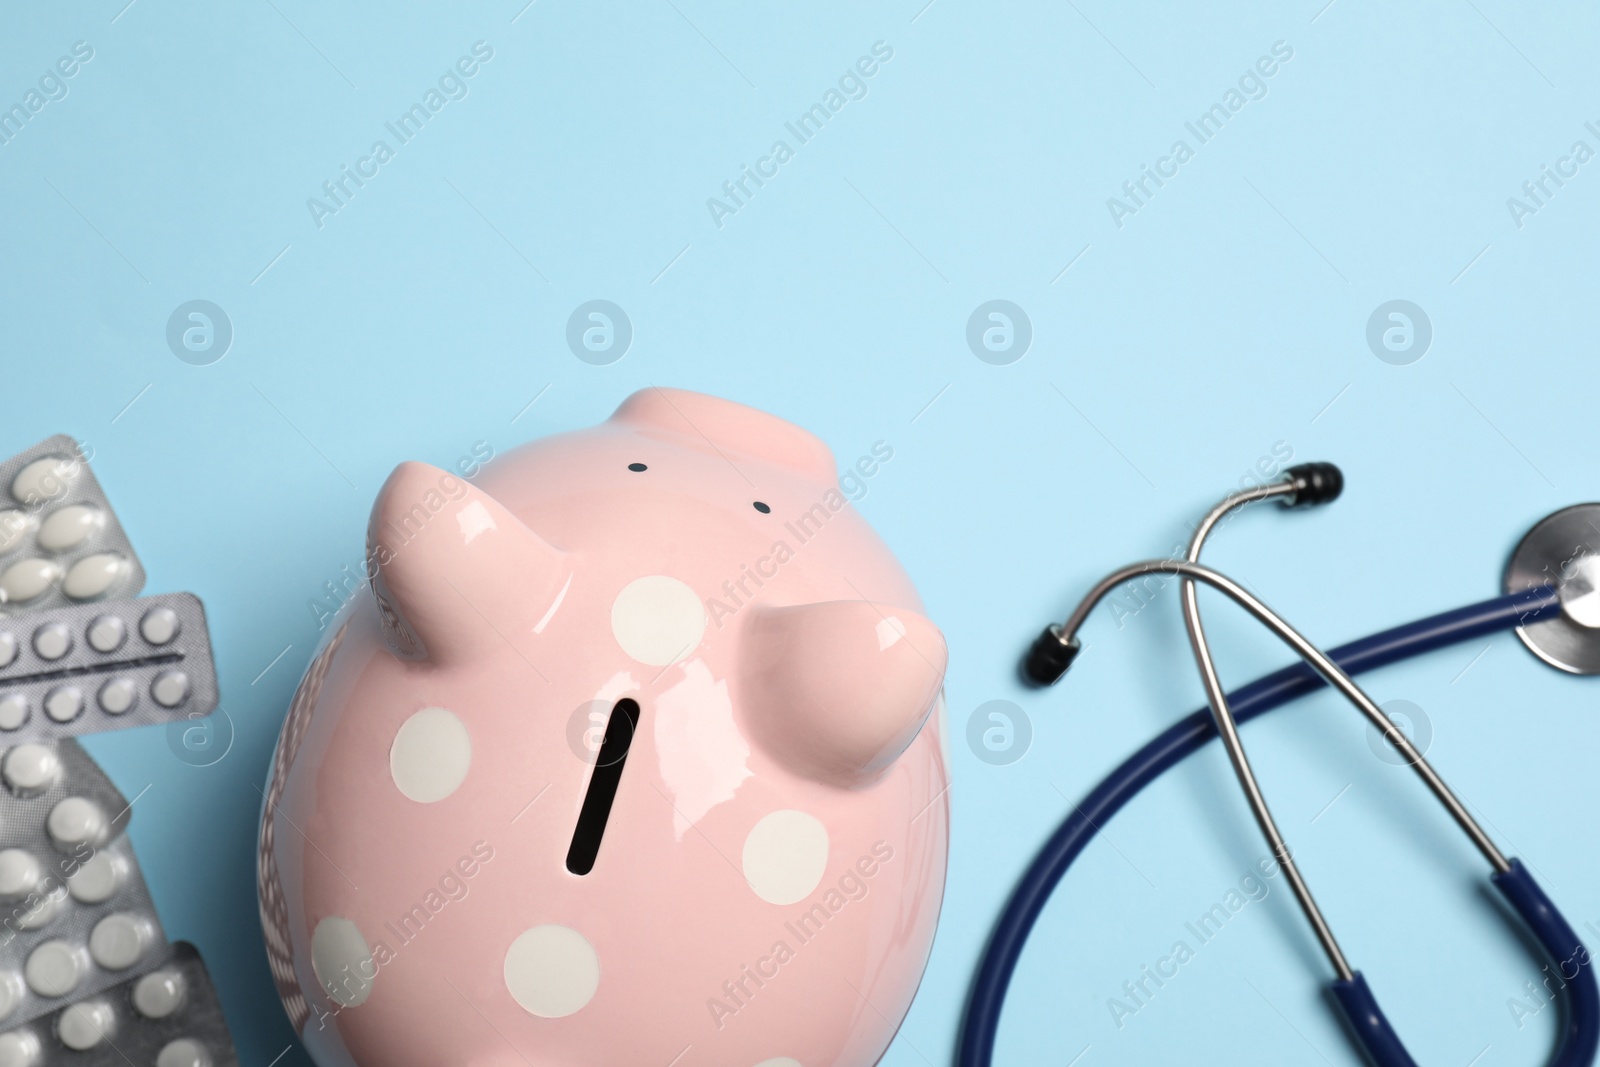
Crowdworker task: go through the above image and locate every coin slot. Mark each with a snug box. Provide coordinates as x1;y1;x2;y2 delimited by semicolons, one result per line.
565;698;640;876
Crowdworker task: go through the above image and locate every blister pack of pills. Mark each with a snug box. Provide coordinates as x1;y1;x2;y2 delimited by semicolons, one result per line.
0;439;144;615
0;740;167;1027
0;594;218;743
0;942;236;1067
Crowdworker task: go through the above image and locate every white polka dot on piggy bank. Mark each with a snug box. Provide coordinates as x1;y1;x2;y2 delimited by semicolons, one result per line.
261;389;950;1067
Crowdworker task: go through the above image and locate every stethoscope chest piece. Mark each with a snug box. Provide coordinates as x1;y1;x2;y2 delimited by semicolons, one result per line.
1507;503;1600;675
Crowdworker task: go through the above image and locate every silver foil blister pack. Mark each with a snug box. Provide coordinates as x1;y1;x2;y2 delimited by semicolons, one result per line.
0;942;236;1067
0;436;235;1064
0;439;144;615
0;740;167;1029
0;594;218;743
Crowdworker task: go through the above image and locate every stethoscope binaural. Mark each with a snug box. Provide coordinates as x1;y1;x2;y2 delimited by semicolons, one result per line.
959;464;1600;1067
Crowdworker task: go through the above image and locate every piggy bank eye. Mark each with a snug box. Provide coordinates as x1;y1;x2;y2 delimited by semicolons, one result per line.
627;462;647;472
752;501;771;514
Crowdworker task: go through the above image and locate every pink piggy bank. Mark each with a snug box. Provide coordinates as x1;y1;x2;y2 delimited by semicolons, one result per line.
258;389;950;1067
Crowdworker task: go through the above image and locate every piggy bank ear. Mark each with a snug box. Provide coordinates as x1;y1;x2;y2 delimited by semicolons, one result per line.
611;388;836;486
740;601;947;785
367;462;569;664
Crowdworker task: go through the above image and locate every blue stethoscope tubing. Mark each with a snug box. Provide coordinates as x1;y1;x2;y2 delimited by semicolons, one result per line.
957;583;1599;1067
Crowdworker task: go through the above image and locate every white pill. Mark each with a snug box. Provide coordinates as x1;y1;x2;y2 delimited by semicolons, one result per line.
133;969;185;1018
67;851;124;904
151;671;189;708
0;851;39;902
0;511;29;555
86;615;125;653
11;458;75;507
89;913;149;970
140;607;180;646
0;560;60;605
0;851;39;901
36;506;101;553
46;797;106;852
14;890;61;930
43;687;83;724
63;554;122;600
0;1030;39;1067
98;678;137;715
0;633;14;669
157;1038;211;1067
0;973;22;1022
31;623;70;661
3;745;59;794
57;1000;112;1050
23;940;84;997
0;697;27;732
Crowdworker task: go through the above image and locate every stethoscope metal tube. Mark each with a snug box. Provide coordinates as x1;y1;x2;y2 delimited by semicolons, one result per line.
1180;473;1362;981
1031;556;1512;872
1178;466;1509;992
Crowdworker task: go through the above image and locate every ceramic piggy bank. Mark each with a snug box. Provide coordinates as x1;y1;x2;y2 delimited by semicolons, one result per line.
258;389;950;1067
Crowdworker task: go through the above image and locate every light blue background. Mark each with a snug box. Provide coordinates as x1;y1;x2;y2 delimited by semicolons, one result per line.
2;1;1597;1063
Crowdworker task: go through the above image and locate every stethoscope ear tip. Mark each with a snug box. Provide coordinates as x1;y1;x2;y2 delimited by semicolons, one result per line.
1022;625;1080;686
1282;462;1344;508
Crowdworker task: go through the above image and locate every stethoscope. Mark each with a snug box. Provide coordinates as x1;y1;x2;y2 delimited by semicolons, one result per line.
958;464;1600;1067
